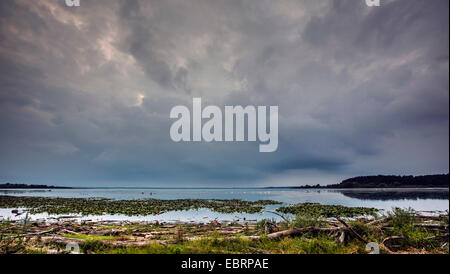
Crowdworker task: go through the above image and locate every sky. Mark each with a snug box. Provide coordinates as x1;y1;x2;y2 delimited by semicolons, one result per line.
0;0;448;187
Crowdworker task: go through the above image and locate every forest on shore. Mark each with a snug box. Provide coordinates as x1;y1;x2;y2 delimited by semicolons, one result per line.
294;174;449;189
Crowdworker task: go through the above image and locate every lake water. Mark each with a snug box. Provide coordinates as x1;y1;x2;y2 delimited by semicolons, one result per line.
0;188;448;223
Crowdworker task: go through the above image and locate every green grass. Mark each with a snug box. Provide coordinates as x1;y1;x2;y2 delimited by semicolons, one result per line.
63;234;119;241
79;234;358;254
383;208;446;251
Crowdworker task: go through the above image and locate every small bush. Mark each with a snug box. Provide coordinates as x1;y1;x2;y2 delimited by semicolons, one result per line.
389;207;416;231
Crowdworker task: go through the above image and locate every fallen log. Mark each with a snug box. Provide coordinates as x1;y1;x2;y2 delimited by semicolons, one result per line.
218;230;245;235
265;211;289;222
148;231;174;235
382;235;405;246
59;229;81;235
40;236;84;246
338;231;345;244
336;217;368;244
416;214;449;220
39;236;168;248
367;217;391;226
21;228;56;237
56;216;79;220
424;234;449;241
414;224;448;230
184;227;341;241
265;227;341;239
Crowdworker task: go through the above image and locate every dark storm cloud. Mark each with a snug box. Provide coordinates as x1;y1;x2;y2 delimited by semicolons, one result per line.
0;0;448;186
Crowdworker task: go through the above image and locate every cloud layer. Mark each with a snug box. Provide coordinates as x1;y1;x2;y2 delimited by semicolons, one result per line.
0;0;448;186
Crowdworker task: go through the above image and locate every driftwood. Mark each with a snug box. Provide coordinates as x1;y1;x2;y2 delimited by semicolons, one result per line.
424;234;449;241
266;227;341;239
414;224;448;230
39;236;168;248
416;214;449;220
367;217;392;226
40;236;84;245
218;230;245;235
147;231;174;235
21;228;56;237
338;231;345;244
244;227;341;241
266;211;289;222
327;220;342;227
56;216;79;220
59;229;81;235
368;214;447;226
184;227;342;241
382;235;405;246
336;217;368;244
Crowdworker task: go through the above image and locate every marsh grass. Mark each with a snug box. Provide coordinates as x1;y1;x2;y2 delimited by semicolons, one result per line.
0;213;31;254
276;203;378;218
384;208;445;251
388;207;417;233
0;196;282;215
78;233;358;254
290;215;328;229
63;234;122;241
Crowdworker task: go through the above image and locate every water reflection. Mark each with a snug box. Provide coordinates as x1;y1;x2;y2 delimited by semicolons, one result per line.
337;188;449;201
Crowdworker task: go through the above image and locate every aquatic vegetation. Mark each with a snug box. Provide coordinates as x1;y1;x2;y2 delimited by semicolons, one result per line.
276;203;379;218
0;196;282;216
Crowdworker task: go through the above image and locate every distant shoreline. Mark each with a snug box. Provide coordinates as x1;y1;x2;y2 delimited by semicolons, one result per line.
285;174;450;189
1;174;448;190
266;186;450;190
0;183;72;189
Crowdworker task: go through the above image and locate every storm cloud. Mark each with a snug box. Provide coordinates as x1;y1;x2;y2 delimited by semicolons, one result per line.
0;0;448;187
